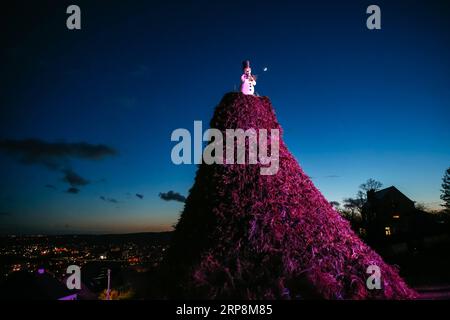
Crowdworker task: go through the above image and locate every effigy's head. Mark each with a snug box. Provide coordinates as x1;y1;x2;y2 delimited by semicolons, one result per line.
242;60;252;75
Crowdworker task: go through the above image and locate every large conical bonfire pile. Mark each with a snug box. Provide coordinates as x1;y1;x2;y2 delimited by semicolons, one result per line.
164;92;416;299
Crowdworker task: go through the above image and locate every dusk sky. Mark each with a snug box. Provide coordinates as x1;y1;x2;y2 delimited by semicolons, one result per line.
1;0;449;234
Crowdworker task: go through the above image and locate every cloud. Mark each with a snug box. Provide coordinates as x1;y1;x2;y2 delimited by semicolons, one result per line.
0;138;116;192
100;196;119;204
159;191;186;203
0;138;117;170
66;187;80;194
63;169;89;187
45;184;57;190
136;193;144;199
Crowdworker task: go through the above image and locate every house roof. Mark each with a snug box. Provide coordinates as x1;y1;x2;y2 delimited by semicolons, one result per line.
363;186;414;208
373;186;399;200
0;271;75;300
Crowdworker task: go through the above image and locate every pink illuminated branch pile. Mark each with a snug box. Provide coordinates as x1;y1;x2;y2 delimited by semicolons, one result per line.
165;92;416;299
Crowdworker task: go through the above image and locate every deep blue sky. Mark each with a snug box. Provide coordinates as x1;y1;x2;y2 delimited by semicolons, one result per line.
1;0;449;234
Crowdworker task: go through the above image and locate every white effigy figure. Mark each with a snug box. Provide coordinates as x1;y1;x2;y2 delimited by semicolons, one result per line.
240;60;256;95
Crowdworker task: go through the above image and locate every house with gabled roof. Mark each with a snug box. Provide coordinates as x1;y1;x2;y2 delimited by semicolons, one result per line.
361;186;425;247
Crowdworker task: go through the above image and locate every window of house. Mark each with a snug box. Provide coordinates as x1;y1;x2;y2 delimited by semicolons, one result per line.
385;226;392;236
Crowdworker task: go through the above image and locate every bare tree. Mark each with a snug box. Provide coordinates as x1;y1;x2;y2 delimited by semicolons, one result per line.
441;167;450;212
330;201;340;209
359;178;383;194
415;202;428;212
341;178;383;221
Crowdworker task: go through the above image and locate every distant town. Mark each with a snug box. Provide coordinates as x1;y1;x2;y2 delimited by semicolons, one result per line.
0;232;171;299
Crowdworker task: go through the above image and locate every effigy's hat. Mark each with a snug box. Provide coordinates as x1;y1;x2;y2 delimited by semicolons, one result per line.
242;60;251;70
